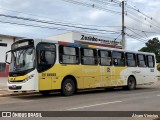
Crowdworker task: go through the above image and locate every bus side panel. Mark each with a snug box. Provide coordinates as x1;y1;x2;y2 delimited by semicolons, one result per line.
113;67;127;86
100;66;113;87
82;65;100;88
51;64;83;90
39;72;52;91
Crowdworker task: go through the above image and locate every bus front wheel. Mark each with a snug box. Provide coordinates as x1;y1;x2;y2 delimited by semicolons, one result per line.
61;78;75;96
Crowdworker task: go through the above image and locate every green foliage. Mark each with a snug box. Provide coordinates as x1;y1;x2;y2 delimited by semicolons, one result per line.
157;63;160;71
139;37;160;63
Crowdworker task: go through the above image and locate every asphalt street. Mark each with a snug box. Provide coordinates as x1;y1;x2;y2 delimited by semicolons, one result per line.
0;78;160;120
0;88;159;120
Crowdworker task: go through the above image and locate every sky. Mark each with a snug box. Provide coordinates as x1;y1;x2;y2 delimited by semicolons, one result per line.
0;0;160;51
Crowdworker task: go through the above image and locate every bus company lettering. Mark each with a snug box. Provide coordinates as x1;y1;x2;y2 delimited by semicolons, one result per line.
132;71;141;74
42;73;56;76
80;35;119;45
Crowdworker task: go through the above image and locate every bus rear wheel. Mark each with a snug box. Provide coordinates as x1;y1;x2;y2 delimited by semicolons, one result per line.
61;78;75;96
125;76;136;90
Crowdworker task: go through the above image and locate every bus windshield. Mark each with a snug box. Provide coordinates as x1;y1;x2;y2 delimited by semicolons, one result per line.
10;47;35;72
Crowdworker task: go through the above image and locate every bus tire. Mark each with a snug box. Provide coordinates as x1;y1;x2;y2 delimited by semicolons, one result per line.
61;78;75;96
40;90;51;96
125;76;136;90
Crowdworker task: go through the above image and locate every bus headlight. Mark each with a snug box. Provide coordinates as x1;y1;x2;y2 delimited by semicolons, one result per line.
23;74;34;83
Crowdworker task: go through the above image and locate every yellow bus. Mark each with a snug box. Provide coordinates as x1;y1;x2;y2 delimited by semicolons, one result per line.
6;39;157;96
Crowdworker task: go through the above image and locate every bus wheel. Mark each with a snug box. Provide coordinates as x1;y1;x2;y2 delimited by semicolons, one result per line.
61;78;75;96
125;76;136;90
40;90;51;96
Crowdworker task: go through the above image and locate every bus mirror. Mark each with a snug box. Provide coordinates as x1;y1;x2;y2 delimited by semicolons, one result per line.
5;51;11;64
157;63;160;71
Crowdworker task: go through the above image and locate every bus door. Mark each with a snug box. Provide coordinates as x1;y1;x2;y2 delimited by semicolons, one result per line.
36;42;56;90
112;51;126;86
98;50;113;87
146;55;156;83
81;48;98;88
82;65;98;88
137;54;155;84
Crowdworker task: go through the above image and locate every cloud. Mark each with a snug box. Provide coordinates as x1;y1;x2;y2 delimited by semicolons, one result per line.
89;10;106;20
0;0;160;51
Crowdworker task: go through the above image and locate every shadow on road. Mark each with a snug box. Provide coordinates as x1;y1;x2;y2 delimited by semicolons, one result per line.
8;86;160;100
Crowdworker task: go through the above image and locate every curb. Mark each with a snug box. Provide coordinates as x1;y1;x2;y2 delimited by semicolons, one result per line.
0;92;39;97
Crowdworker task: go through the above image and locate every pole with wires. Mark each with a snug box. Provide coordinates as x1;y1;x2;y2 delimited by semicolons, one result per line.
122;0;125;49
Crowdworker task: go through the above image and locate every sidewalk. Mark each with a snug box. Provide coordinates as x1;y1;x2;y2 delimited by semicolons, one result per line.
0;77;12;96
0;77;7;90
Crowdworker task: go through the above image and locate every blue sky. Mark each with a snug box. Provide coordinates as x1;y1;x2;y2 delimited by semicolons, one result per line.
0;0;160;51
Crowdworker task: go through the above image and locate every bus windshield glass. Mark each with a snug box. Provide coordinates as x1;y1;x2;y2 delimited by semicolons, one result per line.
10;47;35;72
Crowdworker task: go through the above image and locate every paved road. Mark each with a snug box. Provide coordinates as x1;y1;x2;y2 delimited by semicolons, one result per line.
0;77;7;90
0;82;160;120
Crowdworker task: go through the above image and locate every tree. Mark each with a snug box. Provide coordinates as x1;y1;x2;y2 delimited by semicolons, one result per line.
139;37;160;63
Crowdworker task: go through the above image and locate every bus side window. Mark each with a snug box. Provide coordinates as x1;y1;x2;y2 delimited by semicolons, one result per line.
126;53;136;67
137;54;146;67
98;50;112;66
146;55;155;68
112;51;125;66
59;45;79;64
81;48;98;65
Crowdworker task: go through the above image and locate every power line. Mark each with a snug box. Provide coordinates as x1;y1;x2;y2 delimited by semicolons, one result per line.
126;26;160;34
89;0;121;7
0;7;121;29
126;3;160;29
127;28;147;40
61;0;121;15
125;33;147;43
0;19;121;36
126;13;160;33
0;14;121;33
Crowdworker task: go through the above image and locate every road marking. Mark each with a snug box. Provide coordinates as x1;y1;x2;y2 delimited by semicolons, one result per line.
157;95;160;96
66;101;122;110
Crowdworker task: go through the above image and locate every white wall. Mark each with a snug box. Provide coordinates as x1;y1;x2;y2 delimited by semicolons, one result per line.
0;36;13;63
47;32;73;42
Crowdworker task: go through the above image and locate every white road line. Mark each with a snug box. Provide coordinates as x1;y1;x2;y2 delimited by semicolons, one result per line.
157;95;160;96
66;101;122;110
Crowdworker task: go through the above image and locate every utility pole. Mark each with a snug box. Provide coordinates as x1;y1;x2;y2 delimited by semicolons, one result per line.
122;0;125;49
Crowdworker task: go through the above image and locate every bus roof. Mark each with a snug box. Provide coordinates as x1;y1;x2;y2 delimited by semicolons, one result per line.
19;39;154;56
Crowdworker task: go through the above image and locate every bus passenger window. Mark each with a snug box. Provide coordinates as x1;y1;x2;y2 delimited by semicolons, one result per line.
126;53;136;67
59;45;79;64
81;48;97;65
99;50;111;66
112;51;125;66
147;55;154;68
137;54;146;67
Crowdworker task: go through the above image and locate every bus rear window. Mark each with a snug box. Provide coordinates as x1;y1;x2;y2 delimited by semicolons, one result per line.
147;55;155;68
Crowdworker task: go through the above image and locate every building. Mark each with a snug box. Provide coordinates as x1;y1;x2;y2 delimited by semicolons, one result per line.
0;34;23;77
47;31;122;49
